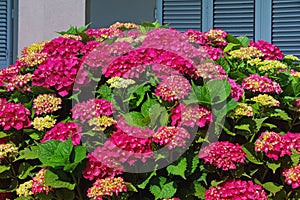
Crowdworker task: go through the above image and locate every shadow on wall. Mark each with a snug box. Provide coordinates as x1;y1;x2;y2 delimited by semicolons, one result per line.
88;0;156;28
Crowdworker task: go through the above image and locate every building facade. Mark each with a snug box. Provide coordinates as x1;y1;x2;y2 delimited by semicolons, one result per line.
1;0;300;68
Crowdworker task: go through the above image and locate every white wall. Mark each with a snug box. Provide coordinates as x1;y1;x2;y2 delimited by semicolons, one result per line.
18;0;86;56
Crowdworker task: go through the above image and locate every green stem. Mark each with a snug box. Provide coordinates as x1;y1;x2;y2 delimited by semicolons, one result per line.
71;173;83;200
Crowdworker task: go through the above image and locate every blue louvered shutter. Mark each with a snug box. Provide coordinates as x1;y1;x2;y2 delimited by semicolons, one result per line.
161;0;201;32
0;0;11;69
272;0;300;57
213;0;255;40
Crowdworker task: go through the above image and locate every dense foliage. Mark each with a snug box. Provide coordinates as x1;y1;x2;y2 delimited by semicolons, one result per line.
0;21;299;199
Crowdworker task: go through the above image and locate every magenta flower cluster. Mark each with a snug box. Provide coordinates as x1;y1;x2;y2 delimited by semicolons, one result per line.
227;78;244;101
155;75;191;102
40;122;82;145
242;74;282;94
0;98;31;130
171;104;212;128
71;98;114;122
199;141;246;170
250;40;283;60
152;126;190;150
86;28;124;39
255;131;291;160
205;179;268;200
282;164;300;189
193;62;226;80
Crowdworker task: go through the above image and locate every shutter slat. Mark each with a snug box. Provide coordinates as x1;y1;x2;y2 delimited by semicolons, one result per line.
162;0;201;31
0;0;8;66
272;0;300;57
213;0;255;39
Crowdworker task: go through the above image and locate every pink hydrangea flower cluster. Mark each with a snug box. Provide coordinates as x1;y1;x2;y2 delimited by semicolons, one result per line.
184;29;208;45
194;62;226;80
141;28;207;60
255;131;291;160
31;168;52;195
152;126;190;150
87;177;127;200
155;75;191;102
242;74;282;94
227;78;244;101
202;46;224;61
40;122;82;145
205;179;268;200
71;98;114;122
5;73;32;92
0;61;23;87
83;153;123;181
32;94;62;115
105;48;197;78
151;64;181;79
171;104;212;128
250;40;283;60
199;141;246;170
283;132;300;153
184;29;227;48
86;28;125;39
0;98;31;130
282;164;300;189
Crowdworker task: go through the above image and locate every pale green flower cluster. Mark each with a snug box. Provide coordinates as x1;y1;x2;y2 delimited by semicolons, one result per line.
257;60;287;71
234;103;253;117
16;180;33;197
284;54;300;61
251;94;280;107
230;46;264;60
32;115;56;131
107;77;135;88
0;144;18;159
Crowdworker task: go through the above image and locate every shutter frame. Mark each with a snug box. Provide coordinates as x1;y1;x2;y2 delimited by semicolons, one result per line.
0;0;12;69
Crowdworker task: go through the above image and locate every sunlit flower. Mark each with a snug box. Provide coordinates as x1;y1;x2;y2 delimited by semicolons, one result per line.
284;54;299;61
282;164;300;189
255;131;291;160
31;168;52;195
16;180;33;197
33;94;62;115
227;78;244;101
242;74;282;94
19;53;48;67
250;94;280;107
88;116;116;131
21;41;48;56
233;103;253;117
205;179;268;200
199;141;246;170
284;132;300;153
194;62;226;80
107;77;135;88
230;46;264;60
86;28;124;40
152;126;190;150
5;73;32;92
205;29;228;47
247;58;262;66
87;177;127;200
257;60;287;72
61;34;82;41
0;143;18;160
110;22;140;30
32;115;56;131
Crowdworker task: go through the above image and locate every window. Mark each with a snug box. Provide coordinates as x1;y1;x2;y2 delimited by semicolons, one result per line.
157;0;300;57
0;0;13;69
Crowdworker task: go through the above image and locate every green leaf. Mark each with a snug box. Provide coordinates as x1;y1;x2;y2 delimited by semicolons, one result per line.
18;146;39;160
226;99;238;112
253;117;268;132
138;169;157;189
226;34;242;45
18;162;36;179
237;35;250;47
0;165;10;174
167;158;187;179
37;139;73;168
269;109;291;121
125;182;138;192
44;170;75;190
206;79;231;104
148;104;169;128
193;181;205;199
123;111;149;127
291;149;300;167
56;188;75;200
0;131;8;139
191;155;200;174
235;124;251;133
63;145;87;172
267;162;281;174
150;181;177;200
242;143;264;165
263;182;283;195
96;84;112;101
211;179;226;187
141;97;159;117
224;43;241;52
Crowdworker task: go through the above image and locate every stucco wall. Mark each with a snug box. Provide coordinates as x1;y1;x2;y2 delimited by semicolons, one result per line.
18;0;86;56
89;0;156;28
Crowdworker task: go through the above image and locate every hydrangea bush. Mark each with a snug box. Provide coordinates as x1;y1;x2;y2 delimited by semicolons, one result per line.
0;21;299;199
